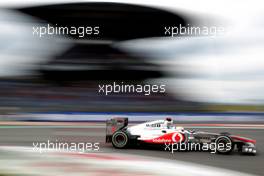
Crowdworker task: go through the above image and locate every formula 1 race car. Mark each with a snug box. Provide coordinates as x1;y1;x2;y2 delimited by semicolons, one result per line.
106;118;257;154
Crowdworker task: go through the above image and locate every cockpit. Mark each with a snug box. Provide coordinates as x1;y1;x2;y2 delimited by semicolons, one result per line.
143;118;185;131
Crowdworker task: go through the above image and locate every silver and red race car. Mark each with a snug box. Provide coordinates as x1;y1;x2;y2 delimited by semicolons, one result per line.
106;118;257;154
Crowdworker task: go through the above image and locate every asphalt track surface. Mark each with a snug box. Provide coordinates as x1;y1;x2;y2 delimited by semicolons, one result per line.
0;123;263;175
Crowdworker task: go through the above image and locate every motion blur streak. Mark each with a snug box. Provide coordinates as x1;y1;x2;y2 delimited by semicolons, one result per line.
0;146;255;176
119;7;264;104
0;0;263;176
0;10;70;77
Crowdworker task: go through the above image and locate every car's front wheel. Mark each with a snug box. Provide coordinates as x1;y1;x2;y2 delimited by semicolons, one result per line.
215;136;234;154
112;131;129;149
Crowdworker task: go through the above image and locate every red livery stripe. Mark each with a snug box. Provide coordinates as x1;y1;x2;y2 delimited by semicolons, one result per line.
231;135;256;144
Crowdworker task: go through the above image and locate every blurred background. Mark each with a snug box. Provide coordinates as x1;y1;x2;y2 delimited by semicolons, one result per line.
0;0;263;114
0;1;264;176
0;0;264;114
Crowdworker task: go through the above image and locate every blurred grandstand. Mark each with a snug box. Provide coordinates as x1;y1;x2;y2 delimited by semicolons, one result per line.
0;2;263;114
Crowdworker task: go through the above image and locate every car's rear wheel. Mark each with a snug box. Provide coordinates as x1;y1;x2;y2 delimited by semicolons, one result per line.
112;131;129;149
215;136;233;154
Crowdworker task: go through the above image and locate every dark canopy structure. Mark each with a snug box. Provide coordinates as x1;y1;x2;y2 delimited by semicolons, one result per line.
18;2;188;41
16;3;189;81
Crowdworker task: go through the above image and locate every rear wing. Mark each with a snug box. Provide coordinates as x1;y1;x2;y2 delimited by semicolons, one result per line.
106;117;128;143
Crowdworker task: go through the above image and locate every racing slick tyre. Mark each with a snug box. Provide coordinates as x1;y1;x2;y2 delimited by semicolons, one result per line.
112;131;129;149
215;136;234;154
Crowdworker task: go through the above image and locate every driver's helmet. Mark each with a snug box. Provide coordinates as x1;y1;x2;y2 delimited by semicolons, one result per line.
164;117;173;129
